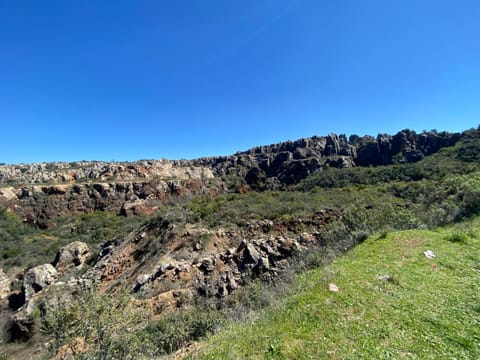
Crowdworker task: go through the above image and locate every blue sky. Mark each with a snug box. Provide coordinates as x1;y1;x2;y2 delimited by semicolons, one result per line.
1;0;479;164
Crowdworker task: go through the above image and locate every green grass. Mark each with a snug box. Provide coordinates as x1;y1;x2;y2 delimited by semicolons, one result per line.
194;218;480;359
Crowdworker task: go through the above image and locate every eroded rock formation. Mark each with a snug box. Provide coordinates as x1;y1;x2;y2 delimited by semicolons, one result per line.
0;129;461;224
190;129;461;187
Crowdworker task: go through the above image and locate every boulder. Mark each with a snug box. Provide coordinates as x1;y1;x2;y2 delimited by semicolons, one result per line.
200;258;215;273
404;149;425;163
134;273;151;292
53;241;90;272
136;274;150;286
120;199;157;216
244;244;261;264
245;167;266;189
325;156;355;169
376;274;393;282
0;187;17;202
23;264;58;301
328;283;339;292
423;250;436;259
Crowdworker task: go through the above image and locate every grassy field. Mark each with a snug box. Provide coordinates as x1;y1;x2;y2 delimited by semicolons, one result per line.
193;218;480;359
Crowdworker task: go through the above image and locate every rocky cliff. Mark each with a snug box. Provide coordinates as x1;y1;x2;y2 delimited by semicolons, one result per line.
190;129;461;187
0;129;462;225
0;159;211;185
0;162;222;227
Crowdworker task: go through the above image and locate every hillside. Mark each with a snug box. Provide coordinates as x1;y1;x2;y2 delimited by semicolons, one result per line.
193;217;480;359
0;126;479;359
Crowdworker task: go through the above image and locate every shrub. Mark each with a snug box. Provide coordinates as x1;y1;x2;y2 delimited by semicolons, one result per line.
142;308;225;354
40;288;151;359
445;232;469;244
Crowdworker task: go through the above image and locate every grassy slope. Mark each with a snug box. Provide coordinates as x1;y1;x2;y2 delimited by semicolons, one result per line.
194;218;480;359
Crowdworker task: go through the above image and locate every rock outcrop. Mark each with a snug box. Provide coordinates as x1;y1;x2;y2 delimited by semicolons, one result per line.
0;178;225;227
0;161;221;225
53;241;90;273
190;129;461;187
73;208;343;307
0;160;213;185
3;210;344;341
0;127;470;352
0;129;462;223
23;264;58;307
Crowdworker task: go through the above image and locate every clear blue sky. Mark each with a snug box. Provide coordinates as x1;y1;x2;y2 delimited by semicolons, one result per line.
1;0;479;164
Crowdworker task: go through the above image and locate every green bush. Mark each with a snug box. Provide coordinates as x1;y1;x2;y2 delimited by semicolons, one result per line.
40;288;152;359
445;232;469;244
142;308;225;354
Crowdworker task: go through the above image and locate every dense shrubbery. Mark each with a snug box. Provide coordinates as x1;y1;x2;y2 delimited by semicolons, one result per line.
0;210;146;270
39;287;226;359
185;171;480;235
40;289;152;360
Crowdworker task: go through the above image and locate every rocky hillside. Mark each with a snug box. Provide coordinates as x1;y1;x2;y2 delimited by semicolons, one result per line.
0;126;477;359
0;129;462;227
0;161;223;228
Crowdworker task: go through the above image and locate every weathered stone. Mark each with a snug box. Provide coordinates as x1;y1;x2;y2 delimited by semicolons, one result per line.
23;264;58;301
120;199;157;216
404;149;425;163
53;241;90;272
136;274;150;286
376;274;393;282
423;250;436;259
0;162;220;224
328;283;339;292
0;129;463;224
200;258;215;272
6;313;35;342
244;244;261;264
245;167;266;188
0;187;17;202
277;237;297;255
325;156;355;168
258;256;270;271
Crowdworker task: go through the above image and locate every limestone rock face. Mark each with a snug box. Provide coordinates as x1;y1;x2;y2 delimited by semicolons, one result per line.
54;241;90;273
0;160;222;225
191;129;461;189
0;160;213;185
0;187;17;203
0;178;225;226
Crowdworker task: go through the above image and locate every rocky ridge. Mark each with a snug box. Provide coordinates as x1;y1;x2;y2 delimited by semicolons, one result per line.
0;159;211;185
0;162;222;227
189;129;461;187
0;129;462;225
